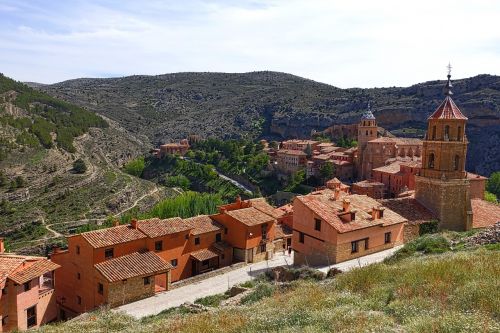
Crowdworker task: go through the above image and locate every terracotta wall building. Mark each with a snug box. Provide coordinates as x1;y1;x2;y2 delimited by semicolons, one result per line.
51;197;287;318
0;241;60;332
292;189;406;266
157;139;190;157
351;180;385;199
276;149;308;174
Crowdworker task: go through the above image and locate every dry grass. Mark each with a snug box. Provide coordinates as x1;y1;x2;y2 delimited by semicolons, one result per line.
37;249;500;333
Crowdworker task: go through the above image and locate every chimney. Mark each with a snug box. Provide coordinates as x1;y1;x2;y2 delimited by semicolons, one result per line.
334;188;341;200
219;207;227;214
342;198;350;212
113;220;120;227
236;195;241;204
338;209;356;223
52;245;61;254
131;219;138;229
0;238;4;253
372;207;385;220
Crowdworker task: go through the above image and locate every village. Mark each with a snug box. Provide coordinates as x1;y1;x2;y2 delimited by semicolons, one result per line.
0;73;499;331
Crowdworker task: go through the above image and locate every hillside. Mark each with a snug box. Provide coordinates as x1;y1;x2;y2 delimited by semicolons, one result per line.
0;74;166;255
35;244;499;332
38;72;500;175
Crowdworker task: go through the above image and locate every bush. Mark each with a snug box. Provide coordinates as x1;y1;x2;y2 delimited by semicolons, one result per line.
385;234;450;263
240;283;275;304
164;175;191;190
72;158;87;174
144;191;224;219
484;191;498;204
123;157;146;177
15;176;26;188
194;293;229;307
419;219;439;235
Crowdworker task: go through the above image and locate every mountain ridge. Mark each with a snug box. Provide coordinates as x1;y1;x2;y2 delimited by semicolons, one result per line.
37;71;500;175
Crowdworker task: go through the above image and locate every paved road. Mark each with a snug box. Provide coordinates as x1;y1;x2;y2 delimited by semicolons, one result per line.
115;246;401;319
115;252;294;318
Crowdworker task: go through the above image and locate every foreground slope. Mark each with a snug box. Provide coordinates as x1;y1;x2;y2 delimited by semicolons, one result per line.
36;248;499;333
39;72;500;175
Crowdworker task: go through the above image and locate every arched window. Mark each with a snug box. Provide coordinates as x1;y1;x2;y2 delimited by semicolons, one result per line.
428;153;435;169
444;125;450;140
370;130;373;135
454;155;460;170
366;130;368;135
432;126;436;140
457;126;462;141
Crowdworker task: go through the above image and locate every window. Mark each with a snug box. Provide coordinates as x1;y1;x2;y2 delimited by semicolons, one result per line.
444;125;450;140
224;227;228;235
155;240;163;251
76;245;80;255
2;288;6;295
77;296;82;305
299;232;305;244
457;126;462;140
260;244;266;253
104;248;114;259
26;306;36;328
202;260;209;266
143;276;151;285
364;238;369;250
215;233;222;242
454;155;460;171
351;241;359;253
428;153;435;169
432;126;436;140
98;283;103;295
385;232;392;244
221;254;225;260
23;281;31;292
171;259;178;267
2;315;8;326
194;237;200;245
314;218;321;231
185;234;189;240
77;272;81;280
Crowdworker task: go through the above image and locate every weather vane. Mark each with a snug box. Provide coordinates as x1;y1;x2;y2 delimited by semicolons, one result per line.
447;62;452;76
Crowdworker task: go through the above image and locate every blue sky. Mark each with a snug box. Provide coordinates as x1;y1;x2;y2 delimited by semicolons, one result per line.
1;0;499;87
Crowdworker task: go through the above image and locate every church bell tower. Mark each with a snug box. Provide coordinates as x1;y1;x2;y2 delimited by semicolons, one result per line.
415;65;473;231
356;103;378;180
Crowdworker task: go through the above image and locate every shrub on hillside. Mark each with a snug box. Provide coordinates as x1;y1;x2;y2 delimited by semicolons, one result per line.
72;158;87;174
240;283;275;305
419;219;439;235
384;234;451;264
164;175;191;190
123;157;146;177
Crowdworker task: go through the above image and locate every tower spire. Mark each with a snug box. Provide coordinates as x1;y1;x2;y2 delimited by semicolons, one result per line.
444;62;453;96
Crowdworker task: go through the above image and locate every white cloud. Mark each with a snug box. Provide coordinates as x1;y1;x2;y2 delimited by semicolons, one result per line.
0;0;499;87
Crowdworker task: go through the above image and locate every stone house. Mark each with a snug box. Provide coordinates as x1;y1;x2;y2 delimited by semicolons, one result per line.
0;240;60;332
292;189;406;266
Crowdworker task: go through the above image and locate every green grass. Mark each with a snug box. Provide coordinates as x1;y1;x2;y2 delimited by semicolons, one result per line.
35;249;500;333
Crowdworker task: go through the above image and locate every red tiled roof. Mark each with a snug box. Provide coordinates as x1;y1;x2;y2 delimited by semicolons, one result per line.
225;207;275;226
275;224;293;239
277;149;307;156
81;225;147;248
380;197;436;224
95;251;172;282
353;180;385;188
296;189;406;233
190;248;219;261
467;173;488;180
0;256;25;287
471;199;500;229
249;198;282;219
183;215;223;235
373;161;404;174
136;217;193;238
429;96;467;120
9;259;60;284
